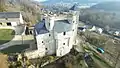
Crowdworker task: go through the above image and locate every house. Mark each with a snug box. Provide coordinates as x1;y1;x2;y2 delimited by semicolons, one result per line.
114;31;119;36
78;27;86;32
0;12;24;27
97;28;103;34
24;11;79;59
89;26;96;31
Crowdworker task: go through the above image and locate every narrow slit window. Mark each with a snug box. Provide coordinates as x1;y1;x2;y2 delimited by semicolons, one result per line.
63;32;66;35
73;29;74;31
45;48;48;50
6;18;8;20
0;23;2;25
49;34;51;36
49;23;50;26
42;41;43;43
73;21;75;23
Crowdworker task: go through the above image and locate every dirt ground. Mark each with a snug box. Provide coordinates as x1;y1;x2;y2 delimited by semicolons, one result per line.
0;54;8;68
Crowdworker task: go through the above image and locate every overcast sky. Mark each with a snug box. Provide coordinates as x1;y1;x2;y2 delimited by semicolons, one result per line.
33;0;47;2
33;0;120;2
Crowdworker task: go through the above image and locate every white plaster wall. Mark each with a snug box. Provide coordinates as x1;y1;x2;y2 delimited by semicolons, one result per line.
45;32;56;55
56;38;70;56
57;31;72;39
45;17;50;30
56;31;73;56
49;17;54;31
11;22;18;26
19;13;24;24
70;14;78;46
36;32;56;56
36;34;46;55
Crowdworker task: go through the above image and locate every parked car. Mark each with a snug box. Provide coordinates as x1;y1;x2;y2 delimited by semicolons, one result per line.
96;48;104;54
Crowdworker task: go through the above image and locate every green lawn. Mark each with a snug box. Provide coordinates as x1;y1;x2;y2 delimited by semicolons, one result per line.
0;44;29;54
0;29;15;45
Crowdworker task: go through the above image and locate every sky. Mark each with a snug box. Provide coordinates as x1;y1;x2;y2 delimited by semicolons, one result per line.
33;0;120;2
33;0;48;2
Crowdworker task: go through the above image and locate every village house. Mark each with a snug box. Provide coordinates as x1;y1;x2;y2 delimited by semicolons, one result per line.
114;31;120;36
78;27;86;32
0;12;26;35
0;12;24;27
89;26;96;31
97;28;103;34
24;11;79;59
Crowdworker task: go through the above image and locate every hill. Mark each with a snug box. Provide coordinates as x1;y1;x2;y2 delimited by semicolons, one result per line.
79;9;120;30
0;0;42;25
42;0;95;4
91;2;120;11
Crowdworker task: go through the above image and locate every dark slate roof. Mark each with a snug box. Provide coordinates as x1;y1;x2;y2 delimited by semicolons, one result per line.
69;4;78;10
0;12;20;18
78;27;85;30
34;20;49;35
54;20;72;33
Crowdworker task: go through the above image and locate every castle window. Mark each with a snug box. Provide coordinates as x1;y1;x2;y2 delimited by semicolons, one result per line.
45;48;48;50
73;21;75;23
73;29;74;31
7;22;11;26
42;41;43;43
63;32;66;35
49;23;50;26
63;43;65;45
49;34;51;36
0;23;2;25
6;18;8;20
35;41;37;44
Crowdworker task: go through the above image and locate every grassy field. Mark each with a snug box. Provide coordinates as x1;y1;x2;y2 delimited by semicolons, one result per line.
0;29;15;45
0;44;29;54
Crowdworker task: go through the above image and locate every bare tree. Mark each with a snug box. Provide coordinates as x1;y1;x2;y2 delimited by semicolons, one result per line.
0;0;6;11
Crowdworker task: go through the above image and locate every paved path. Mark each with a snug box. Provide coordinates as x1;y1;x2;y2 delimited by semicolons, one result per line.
0;26;34;50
